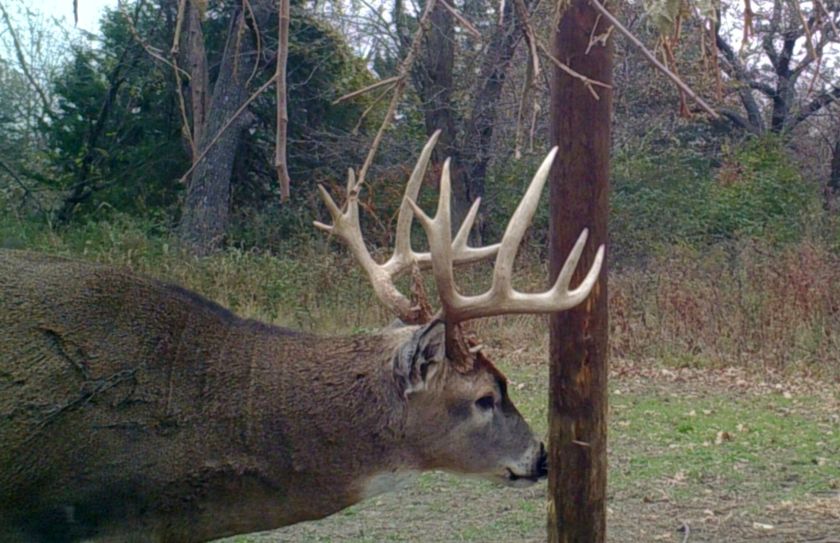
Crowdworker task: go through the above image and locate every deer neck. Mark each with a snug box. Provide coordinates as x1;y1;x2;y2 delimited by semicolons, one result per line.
172;323;413;537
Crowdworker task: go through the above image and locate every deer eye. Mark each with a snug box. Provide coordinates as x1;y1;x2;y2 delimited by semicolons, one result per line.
475;395;495;411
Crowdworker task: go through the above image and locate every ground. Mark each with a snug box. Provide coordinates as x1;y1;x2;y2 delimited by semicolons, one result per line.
219;351;840;543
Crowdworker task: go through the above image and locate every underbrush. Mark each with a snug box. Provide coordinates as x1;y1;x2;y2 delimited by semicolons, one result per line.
611;240;840;376
2;216;838;379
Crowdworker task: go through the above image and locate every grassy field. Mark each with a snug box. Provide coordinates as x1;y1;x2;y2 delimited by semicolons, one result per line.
3;219;839;541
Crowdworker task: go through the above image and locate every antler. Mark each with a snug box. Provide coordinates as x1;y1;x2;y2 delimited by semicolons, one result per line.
406;147;605;324
314;131;499;323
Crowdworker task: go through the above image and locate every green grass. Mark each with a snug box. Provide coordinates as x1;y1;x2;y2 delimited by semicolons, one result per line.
610;389;840;504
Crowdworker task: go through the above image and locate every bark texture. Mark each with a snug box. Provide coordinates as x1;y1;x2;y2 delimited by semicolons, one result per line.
828;137;840;210
547;0;611;540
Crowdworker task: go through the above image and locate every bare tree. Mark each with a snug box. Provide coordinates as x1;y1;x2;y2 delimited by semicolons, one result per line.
176;0;277;253
715;0;840;134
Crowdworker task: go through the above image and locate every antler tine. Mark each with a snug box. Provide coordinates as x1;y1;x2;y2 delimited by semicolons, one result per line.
315;168;415;320
492;147;558;292
383;130;440;276
385;132;500;276
406;158;458;304
451;197;501;261
550;229;606;309
409;146;604;324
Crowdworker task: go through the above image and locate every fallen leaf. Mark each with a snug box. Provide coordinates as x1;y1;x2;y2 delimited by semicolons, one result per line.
715;431;732;445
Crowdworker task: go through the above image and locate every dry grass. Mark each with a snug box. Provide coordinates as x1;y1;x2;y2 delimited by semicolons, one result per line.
610;240;840;378
7;219;839;378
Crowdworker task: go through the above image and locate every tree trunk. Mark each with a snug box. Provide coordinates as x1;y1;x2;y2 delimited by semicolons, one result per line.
408;0;526;241
178;3;270;254
547;0;611;541
459;0;521;241
827;137;840;211
184;0;209;154
413;1;464;228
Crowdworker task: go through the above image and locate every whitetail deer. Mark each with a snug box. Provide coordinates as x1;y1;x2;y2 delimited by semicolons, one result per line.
0;132;603;542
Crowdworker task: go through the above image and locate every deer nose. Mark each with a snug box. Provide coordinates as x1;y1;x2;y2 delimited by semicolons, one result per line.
538;442;548;477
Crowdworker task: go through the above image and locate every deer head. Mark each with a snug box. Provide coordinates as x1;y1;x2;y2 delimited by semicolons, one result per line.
315;131;604;488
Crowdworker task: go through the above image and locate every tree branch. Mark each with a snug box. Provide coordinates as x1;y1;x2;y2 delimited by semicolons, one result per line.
275;0;291;201
714;23;766;131
355;0;439;188
792;85;840;127
717;108;754;131
0;1;52;116
0;156;45;212
589;0;719;118
177;74;278;185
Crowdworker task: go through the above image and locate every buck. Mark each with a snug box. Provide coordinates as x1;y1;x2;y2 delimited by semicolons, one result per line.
0;133;603;542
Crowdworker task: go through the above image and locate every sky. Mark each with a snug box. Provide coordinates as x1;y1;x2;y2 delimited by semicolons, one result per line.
33;0;116;34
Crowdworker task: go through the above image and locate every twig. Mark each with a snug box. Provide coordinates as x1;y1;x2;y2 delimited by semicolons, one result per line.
586;14;613;54
333;76;400;105
814;0;839;35
0;1;52;115
806;52;823;98
708;21;723;100
171;0;187;53
355;0;439;189
514;0;541;81
588;0;719;119
529;100;540;152
537;41;611;100
169;0;196;158
742;0;754;47
511;0;540;157
789;0;817;62
118;0;191;79
0;157;45;212
275;0;291;201
440;0;481;39
353;82;396;134
514;60;534;159
242;0;262;88
680;521;691;543
179;74;278;184
120;0;195;160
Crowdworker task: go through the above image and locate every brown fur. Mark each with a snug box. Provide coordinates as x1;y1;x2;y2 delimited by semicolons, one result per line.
0;250;543;542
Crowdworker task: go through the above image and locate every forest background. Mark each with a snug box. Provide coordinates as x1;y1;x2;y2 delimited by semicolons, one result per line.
1;0;839;376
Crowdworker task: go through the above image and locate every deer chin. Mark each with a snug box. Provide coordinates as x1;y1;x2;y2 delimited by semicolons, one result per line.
479;468;544;488
508;465;548;486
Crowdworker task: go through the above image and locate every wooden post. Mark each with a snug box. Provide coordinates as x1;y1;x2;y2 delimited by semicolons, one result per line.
547;0;612;541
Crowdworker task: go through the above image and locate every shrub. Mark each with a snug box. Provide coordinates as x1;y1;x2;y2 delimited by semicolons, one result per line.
609;136;822;265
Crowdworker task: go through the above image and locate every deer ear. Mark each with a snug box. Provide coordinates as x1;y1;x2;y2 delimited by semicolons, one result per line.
394;320;446;396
